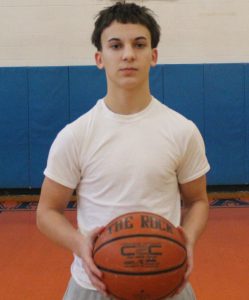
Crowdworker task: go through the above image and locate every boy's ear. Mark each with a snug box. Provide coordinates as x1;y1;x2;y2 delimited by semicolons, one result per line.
150;48;158;67
95;51;104;69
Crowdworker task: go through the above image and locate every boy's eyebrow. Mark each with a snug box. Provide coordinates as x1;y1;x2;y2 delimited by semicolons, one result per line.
134;36;147;41
107;38;121;43
107;36;148;43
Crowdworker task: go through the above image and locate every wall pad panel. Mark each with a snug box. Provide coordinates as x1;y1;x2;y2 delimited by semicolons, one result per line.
163;64;205;134
0;68;29;187
204;64;246;184
69;66;106;121
28;67;70;187
0;64;248;187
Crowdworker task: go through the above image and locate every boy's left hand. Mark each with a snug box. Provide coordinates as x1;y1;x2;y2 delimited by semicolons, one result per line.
169;226;194;297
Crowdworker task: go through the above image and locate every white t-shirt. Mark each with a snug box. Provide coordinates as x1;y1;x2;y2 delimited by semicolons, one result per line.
44;97;210;289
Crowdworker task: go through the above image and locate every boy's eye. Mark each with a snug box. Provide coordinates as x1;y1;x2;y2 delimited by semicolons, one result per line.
110;44;122;49
135;43;146;49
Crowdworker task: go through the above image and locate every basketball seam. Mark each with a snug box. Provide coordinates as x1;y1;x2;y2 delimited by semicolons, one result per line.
95;257;187;276
93;233;186;255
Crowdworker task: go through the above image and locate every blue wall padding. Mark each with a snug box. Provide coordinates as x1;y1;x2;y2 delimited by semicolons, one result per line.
149;65;164;102
245;65;249;183
0;68;29;187
69;66;106;121
0;63;249;188
28;67;70;187
163;64;205;134
204;64;246;184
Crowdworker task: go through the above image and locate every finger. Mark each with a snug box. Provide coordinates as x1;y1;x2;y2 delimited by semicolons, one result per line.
185;247;193;279
84;264;108;296
83;227;106;276
173;257;192;295
85;253;103;279
177;226;187;243
90;227;107;275
184;264;192;281
90;226;105;241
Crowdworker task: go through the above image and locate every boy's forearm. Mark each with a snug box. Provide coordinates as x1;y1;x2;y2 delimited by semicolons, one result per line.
181;198;209;246
36;208;84;257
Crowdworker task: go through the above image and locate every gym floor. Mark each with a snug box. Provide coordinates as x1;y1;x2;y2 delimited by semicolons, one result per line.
0;195;248;300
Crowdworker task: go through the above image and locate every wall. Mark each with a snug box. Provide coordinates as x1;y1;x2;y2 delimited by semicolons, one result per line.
0;0;249;187
0;0;249;66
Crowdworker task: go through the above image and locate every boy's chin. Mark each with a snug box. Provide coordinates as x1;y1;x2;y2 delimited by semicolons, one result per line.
117;78;143;90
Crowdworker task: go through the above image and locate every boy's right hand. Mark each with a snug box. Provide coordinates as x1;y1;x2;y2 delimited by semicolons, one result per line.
79;226;108;297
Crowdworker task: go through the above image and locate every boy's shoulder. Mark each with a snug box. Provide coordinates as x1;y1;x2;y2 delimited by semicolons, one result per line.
68;99;102;129
55;99;102;144
153;98;194;128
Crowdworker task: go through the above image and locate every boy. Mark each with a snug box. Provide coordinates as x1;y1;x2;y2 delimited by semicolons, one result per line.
37;2;210;299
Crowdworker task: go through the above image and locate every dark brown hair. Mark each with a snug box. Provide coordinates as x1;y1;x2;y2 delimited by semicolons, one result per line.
91;1;161;51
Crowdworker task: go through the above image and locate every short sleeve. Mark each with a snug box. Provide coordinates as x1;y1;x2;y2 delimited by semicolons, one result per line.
177;124;210;184
44;126;81;189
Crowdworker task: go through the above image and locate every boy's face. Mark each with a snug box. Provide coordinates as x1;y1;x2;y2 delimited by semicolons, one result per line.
95;21;158;90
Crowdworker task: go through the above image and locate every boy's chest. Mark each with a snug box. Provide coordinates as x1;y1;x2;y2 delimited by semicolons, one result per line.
81;126;180;185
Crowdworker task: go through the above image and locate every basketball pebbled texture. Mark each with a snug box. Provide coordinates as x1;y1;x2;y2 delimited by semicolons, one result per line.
93;211;187;300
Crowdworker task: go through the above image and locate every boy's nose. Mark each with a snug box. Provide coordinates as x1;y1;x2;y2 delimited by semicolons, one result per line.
122;45;135;61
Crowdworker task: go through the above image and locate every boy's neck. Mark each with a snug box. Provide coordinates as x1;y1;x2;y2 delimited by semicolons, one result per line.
104;86;152;115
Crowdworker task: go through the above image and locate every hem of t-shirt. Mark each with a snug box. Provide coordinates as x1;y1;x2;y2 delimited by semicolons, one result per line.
178;164;210;184
44;170;76;189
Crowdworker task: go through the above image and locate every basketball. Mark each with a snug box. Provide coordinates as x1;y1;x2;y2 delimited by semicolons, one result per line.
93;211;187;300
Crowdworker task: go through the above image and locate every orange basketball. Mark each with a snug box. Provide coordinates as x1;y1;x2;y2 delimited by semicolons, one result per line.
93;211;187;300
